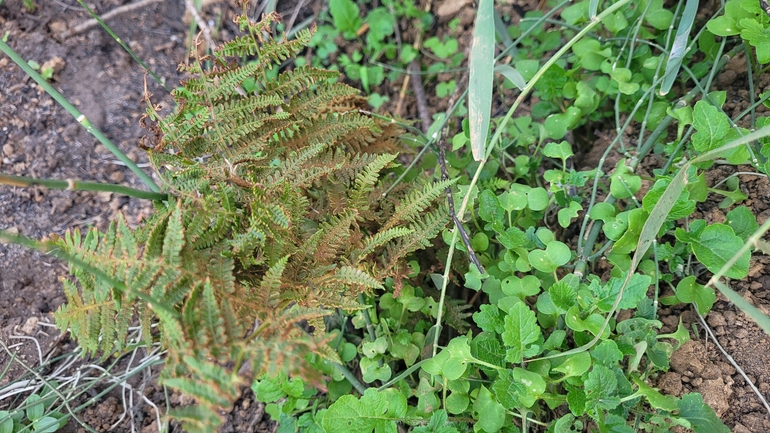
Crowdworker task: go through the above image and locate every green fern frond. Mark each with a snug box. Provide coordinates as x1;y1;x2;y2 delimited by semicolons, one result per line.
257;254;290;308
383;178;456;230
352;226;415;264
262;66;339;99
326;265;384;290
347;153;397;213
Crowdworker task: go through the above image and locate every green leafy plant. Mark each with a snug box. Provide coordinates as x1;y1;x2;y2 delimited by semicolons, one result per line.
0;391;66;433
707;0;770;65
48;12;451;432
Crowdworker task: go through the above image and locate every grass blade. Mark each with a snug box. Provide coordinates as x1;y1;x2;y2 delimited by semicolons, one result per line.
469;0;495;161
494;64;526;90
660;0;698;95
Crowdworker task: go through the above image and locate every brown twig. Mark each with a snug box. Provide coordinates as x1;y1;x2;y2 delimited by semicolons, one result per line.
184;0;216;52
60;0;161;39
284;0;309;37
395;0;433;116
409;61;431;134
437;133;485;274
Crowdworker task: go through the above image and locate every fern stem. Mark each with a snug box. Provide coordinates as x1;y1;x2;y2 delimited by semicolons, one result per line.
332;362;368;395
0;39;161;193
0;173;167;201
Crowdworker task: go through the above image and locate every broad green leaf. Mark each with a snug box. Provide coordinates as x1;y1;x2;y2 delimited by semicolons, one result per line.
642;178;695;221
610;159;641;199
543;141;574;161
329;0;362;38
322;388;406;432
528;241;571;273
0;411;11;433
446;392;470;415
492;367;546;409
677;393;730;433
552;351;591;378
558;201;582;228
631;376;678;411
502;302;542;363
472;386;505;432
26;393;43;422
365;8;395;42
549;279;577;313
590;340;623;367
644;0;674;29
589;202;617;222
478;189;503;223
692;101;731;153
657;318;691;350
527;187;550;211
676;275;716;315
424;336;477;380
585;365;621;411
360;357;392;383
33;417;60;433
740;19;770;63
566;384;587;415
471;332;506;368
469;0;494;161
688;223;749;279
726;205;758;242
473;304;505;334
596;274;651;312
412;410;460;433
502;275;541;298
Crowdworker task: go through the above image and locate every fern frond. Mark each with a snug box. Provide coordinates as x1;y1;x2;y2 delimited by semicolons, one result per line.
351;227;415;264
347;153;397;214
382;178;457;230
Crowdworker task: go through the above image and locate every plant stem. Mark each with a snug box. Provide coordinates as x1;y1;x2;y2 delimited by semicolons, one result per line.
0;173;167;201
0;39;161;193
332;362;368;395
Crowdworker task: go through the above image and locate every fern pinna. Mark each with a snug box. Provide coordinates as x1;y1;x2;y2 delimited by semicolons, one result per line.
53;11;452;431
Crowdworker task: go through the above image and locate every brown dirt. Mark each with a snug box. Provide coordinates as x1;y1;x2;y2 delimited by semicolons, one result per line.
1;0;770;432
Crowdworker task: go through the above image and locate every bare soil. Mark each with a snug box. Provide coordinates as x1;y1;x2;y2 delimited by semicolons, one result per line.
1;0;769;432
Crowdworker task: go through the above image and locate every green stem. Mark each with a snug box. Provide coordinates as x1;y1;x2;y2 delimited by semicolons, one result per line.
0;39;161;193
332;362;368;395
0;173;167;201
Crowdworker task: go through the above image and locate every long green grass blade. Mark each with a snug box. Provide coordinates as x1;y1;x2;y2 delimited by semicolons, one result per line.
660;0;698;95
469;0;495;161
589;0;599;18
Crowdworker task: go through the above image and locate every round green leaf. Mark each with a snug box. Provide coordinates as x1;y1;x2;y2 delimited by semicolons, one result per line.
527;187;550;211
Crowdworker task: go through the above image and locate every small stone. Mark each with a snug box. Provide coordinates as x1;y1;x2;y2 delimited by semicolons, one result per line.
20;316;39;335
48;20;68;34
657;372;683;396
2;143;13;156
707;311;726;327
97;191;112;203
436;0;472;20
109;170;125;183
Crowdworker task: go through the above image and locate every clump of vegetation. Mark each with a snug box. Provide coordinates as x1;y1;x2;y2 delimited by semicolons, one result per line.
51;12;450;432
4;0;770;431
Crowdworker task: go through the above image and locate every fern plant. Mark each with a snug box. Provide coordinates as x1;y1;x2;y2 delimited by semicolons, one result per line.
53;12;451;432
